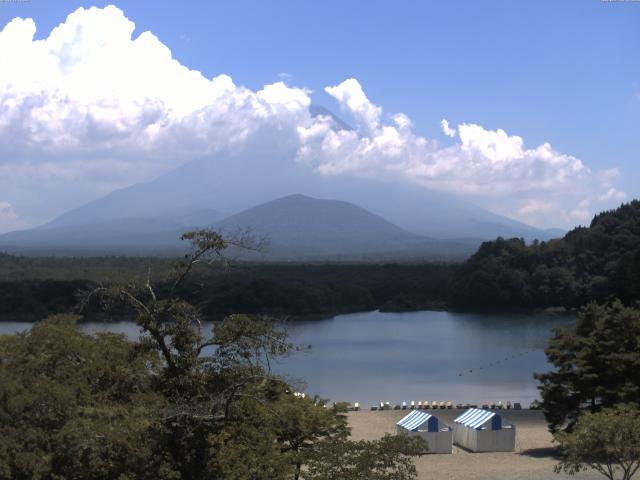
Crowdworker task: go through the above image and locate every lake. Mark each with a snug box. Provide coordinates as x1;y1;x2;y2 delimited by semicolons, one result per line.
0;309;573;407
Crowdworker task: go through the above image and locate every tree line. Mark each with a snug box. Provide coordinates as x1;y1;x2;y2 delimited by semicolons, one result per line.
0;262;455;321
449;201;640;309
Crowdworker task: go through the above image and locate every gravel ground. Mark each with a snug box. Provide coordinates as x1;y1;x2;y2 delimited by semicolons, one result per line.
346;409;602;480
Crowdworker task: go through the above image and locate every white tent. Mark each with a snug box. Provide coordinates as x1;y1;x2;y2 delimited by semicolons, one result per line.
396;410;453;454
452;408;515;452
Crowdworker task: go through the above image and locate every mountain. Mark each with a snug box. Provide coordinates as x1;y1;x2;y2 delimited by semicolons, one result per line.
449;200;640;309
214;194;414;255
2;104;561;257
0;194;477;259
0;208;222;255
212;194;476;259
40;149;556;240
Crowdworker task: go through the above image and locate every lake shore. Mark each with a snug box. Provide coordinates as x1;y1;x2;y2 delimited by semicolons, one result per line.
347;409;601;480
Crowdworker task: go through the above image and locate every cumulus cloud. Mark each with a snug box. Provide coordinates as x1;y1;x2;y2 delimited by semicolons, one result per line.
325;79;382;134
0;5;626;230
0;5;317;226
298;78;625;227
440;119;456;138
0;6;313;161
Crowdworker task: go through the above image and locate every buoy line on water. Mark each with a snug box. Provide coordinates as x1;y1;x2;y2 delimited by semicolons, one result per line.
457;350;535;377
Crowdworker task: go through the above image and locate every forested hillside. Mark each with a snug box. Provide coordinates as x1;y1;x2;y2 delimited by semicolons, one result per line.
450;201;640;309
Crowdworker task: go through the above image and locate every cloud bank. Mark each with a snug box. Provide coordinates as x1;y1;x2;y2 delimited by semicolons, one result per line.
0;5;625;231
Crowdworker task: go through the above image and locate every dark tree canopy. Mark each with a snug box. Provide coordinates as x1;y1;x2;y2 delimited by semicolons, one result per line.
0;315;167;480
450;200;640;309
535;301;640;433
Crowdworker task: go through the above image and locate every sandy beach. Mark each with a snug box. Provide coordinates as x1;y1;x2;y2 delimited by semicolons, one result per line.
347;409;601;480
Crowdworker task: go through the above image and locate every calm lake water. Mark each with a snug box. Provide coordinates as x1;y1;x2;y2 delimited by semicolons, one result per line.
0;310;574;406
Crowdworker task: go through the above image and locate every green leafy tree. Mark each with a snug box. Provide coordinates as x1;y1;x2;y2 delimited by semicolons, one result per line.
2;229;428;479
274;395;349;480
555;405;640;480
303;434;428;480
536;301;640;432
0;315;167;480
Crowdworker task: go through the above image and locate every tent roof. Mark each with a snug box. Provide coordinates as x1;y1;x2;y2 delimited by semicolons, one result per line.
397;410;435;431
454;408;497;429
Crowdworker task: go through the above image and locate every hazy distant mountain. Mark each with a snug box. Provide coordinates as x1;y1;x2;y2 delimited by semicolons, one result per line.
0;217;187;255
0;194;477;259
0;208;221;255
39;102;557;243
2;107;561;257
41;152;556;241
213;194;418;257
309;105;353;131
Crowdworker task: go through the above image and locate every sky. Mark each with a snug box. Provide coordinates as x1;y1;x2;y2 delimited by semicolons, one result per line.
0;0;638;233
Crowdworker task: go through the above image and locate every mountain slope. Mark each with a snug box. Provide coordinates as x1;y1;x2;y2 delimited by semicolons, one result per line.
213;194;419;257
0;212;221;255
41;149;555;242
0;194;479;259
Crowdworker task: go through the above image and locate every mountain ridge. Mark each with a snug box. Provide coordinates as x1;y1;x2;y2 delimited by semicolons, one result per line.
0;194;480;259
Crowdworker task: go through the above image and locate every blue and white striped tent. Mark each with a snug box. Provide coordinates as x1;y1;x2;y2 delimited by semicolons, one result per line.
397;410;439;432
453;408;501;430
452;409;515;452
396;410;452;453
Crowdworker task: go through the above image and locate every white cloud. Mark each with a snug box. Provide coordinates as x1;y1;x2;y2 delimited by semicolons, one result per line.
0;6;626;230
0;201;23;233
599;187;626;202
325;78;382;134
298;78;625;227
0;6;317;225
0;6;312;160
570;199;592;223
440;119;456;138
518;199;555;217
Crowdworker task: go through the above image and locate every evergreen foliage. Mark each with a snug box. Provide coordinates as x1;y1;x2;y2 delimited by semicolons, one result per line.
535;301;640;433
450;201;640;309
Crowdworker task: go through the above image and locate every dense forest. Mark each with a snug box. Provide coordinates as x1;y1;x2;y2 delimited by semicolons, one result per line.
450;201;640;309
2;200;639;320
0;257;455;320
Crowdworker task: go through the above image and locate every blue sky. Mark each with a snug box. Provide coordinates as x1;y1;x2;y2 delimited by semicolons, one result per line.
0;0;638;231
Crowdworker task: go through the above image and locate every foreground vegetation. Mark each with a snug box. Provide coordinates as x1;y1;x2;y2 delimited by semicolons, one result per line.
555;405;640;480
0;231;428;479
0;314;428;480
535;301;640;479
536;301;640;433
